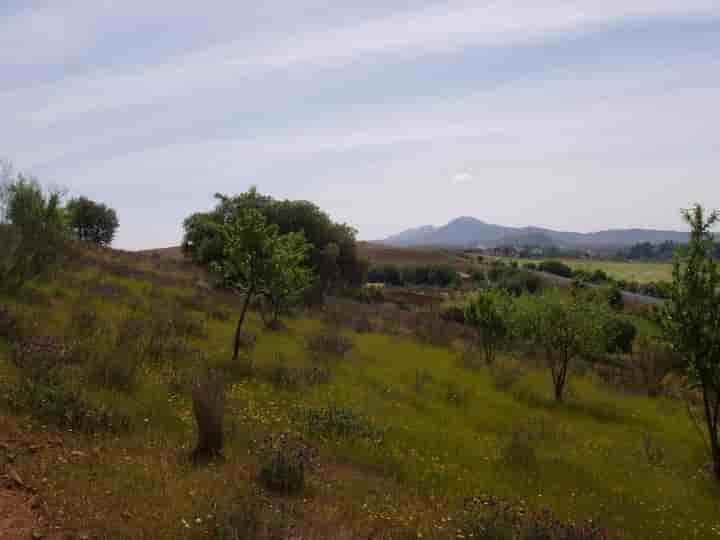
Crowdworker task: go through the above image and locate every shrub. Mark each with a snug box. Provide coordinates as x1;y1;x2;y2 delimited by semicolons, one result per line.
5;377;130;433
259;447;305;495
353;313;373;333
0;305;19;341
264;355;303;391
306;327;353;358
602;317;637;354
86;351;140;391
293;405;383;441
502;423;539;470
440;305;465;324
538;260;573;278
192;370;225;463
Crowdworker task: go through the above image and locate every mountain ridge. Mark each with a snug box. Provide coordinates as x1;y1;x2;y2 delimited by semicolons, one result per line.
380;217;688;249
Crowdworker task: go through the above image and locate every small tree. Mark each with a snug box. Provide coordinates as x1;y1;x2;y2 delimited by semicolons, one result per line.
213;209;313;360
66;196;119;246
464;289;511;365
535;292;601;402
260;232;314;329
0;175;67;291
661;204;720;479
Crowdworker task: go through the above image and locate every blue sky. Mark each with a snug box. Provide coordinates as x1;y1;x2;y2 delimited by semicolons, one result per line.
2;1;719;249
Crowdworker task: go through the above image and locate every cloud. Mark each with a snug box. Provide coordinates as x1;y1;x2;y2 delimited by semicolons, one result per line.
452;172;473;184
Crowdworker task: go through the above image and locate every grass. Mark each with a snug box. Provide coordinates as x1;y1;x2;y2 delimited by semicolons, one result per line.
498;257;673;283
0;250;718;539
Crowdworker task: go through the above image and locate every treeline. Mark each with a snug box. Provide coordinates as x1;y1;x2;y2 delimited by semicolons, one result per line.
367;263;460;287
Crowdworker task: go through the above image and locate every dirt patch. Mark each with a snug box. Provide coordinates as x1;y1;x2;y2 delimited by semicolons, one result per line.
0;488;43;539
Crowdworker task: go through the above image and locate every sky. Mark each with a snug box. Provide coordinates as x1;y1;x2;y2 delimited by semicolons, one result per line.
1;1;719;250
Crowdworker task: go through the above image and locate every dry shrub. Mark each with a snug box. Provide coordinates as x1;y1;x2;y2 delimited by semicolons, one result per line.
353;313;373;333
306;326;353;358
192;370;225;464
258;435;308;495
502;422;541;470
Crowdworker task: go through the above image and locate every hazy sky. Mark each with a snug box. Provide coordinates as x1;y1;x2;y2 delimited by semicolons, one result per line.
2;1;719;249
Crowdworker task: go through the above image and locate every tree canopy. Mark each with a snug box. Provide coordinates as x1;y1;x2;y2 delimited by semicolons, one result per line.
183;187;366;294
66;196;119;246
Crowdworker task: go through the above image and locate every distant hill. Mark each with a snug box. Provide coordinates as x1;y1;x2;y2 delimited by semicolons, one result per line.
380;217;688;249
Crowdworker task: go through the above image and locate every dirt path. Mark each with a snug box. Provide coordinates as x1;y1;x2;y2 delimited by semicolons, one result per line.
0;487;42;539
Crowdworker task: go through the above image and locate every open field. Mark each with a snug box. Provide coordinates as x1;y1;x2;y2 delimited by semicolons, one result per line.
1;248;718;539
491;257;673;284
358;242;470;269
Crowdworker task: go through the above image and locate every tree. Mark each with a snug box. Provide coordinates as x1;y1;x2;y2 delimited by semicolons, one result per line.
183;188;365;295
66;197;119;246
260;232;315;329
661;204;720;479
212;208;313;360
464;289;511;365
0;174;67;291
533;292;602;402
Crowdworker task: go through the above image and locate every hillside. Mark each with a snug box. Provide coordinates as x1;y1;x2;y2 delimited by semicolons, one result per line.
1;245;719;539
381;217;689;249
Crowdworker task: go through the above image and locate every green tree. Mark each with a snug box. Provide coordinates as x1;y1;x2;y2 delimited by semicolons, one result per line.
260;232;315;329
183;188;364;294
66;196;119;246
0;174;67;291
533;292;602;402
213;209;313;360
661;204;720;479
464;289;511;365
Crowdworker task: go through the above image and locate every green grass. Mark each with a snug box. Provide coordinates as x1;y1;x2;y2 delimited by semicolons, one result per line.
495;257;673;283
1;255;718;539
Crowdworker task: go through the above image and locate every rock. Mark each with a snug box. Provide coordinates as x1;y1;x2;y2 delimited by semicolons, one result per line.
8;467;25;488
70;451;87;458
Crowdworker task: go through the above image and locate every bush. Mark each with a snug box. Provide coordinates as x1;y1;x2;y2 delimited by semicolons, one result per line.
5;377;130;433
306;327;353;357
259;446;305;495
192;370;225;463
538;260;573;278
293;405;383;441
602;317;637;354
0;305;19;341
413;313;452;347
502;423;539;470
440;305;465;324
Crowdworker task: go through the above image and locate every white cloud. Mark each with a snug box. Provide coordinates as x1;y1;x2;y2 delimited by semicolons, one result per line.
452;172;473;184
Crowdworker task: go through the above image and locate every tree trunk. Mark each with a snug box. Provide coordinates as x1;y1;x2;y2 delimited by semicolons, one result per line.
232;289;254;361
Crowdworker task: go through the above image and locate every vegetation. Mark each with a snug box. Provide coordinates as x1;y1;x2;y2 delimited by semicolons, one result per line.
209;207;314;360
2;174;720;538
367;262;459;287
661;204;720;479
66;196;119;246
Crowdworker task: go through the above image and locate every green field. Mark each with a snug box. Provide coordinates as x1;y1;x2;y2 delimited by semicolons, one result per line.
0;249;717;539
494;257;673;283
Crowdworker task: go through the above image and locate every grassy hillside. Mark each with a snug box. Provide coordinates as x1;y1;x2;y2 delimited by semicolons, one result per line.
0;248;718;539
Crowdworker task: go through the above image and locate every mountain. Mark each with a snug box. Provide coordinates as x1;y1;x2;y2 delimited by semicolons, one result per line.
380;217;688;249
